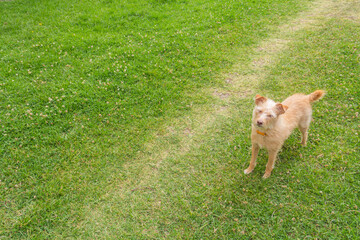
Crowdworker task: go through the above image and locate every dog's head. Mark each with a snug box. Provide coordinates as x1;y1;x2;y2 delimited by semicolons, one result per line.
252;95;288;130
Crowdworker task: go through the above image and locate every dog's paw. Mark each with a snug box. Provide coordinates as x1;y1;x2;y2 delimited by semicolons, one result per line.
244;168;253;174
262;172;271;179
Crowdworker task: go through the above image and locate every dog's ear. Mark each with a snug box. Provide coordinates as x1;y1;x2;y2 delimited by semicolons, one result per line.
255;95;267;105
274;103;288;115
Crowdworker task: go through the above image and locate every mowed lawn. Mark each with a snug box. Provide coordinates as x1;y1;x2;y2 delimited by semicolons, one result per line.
1;0;359;238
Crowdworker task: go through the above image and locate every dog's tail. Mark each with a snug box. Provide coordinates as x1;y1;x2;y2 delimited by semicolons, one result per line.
308;90;325;103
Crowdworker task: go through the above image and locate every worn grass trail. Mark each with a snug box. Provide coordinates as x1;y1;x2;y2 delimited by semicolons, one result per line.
1;0;314;237
83;0;360;238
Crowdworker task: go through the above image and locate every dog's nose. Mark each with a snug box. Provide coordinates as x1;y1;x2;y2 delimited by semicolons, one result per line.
257;120;263;126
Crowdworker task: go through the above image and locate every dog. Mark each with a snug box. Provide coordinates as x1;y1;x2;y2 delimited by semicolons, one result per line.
244;90;325;178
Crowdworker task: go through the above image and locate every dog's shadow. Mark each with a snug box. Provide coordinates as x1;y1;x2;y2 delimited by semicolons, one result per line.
255;130;315;174
277;130;318;167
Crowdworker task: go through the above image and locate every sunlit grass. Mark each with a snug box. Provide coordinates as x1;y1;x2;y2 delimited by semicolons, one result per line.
1;0;359;238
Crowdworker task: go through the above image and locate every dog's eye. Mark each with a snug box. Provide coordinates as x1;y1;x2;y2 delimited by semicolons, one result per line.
257;110;263;113
267;114;273;118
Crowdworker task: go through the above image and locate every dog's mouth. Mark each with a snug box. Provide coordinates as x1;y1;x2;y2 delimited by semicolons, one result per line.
253;121;271;130
253;123;264;129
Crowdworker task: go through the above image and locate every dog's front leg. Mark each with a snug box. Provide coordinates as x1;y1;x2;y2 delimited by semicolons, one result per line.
244;144;260;174
263;149;279;178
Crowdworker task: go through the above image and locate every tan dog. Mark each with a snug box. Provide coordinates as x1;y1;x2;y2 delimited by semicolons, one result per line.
244;90;325;178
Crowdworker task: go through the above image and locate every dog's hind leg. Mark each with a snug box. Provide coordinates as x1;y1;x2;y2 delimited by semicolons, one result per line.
299;114;311;146
299;126;308;146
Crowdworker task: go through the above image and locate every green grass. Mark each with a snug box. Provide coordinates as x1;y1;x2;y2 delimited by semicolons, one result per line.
1;0;359;238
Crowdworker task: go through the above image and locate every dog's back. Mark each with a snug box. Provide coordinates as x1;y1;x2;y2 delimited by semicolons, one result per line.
283;90;325;106
282;90;325;130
